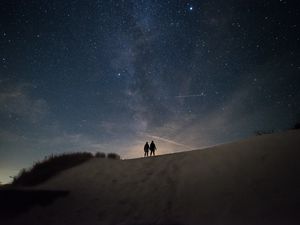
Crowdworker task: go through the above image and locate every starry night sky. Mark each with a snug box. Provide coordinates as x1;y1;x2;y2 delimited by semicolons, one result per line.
0;0;299;183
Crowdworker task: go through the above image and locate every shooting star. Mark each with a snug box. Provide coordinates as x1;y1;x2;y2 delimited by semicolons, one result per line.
175;93;206;98
146;135;194;150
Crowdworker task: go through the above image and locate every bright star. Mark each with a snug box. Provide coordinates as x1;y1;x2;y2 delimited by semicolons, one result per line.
189;6;193;11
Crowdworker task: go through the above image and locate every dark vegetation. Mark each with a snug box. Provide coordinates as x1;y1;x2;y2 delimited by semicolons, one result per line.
12;152;93;186
292;122;300;130
107;152;121;159
95;152;106;158
12;152;121;187
255;122;300;136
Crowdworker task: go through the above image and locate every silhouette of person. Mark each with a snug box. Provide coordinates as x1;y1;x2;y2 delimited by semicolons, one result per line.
149;140;157;156
144;142;149;157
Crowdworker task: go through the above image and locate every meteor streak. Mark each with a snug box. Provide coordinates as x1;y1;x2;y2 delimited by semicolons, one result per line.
175;93;205;98
146;135;194;150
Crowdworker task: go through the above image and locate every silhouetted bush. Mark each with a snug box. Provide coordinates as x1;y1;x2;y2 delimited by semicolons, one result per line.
95;152;106;158
255;130;274;136
12;152;93;186
292;123;300;130
107;153;121;160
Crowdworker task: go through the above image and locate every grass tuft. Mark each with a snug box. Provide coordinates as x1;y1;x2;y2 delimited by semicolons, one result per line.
107;153;121;160
95;152;106;158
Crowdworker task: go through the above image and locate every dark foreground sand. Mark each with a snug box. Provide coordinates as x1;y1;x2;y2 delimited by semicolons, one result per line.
1;130;300;225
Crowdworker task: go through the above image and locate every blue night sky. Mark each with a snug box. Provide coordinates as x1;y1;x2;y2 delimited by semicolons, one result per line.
0;0;299;183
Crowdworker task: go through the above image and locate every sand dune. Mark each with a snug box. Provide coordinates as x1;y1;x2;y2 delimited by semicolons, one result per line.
2;130;300;225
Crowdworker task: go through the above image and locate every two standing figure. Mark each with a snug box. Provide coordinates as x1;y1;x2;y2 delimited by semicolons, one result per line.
144;141;157;157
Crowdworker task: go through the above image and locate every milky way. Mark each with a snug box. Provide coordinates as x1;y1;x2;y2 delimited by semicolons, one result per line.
0;0;299;183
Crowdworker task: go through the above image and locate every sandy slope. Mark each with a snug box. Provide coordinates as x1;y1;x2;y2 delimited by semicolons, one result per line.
4;130;300;225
